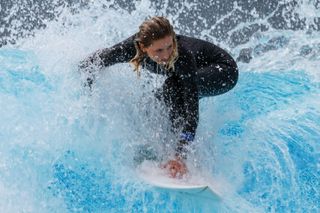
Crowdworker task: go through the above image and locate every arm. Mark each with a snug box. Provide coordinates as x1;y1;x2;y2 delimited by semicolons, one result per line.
79;35;136;88
162;76;198;178
174;51;199;159
161;54;199;178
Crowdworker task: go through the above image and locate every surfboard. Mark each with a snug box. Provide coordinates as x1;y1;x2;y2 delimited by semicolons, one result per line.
137;161;221;201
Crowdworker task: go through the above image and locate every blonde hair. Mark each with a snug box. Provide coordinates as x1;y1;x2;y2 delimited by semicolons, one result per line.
130;16;178;76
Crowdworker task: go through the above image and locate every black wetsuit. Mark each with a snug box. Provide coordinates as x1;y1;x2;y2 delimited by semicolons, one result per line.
80;34;238;157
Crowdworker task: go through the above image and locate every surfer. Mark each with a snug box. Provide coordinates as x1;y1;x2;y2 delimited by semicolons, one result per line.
79;16;238;178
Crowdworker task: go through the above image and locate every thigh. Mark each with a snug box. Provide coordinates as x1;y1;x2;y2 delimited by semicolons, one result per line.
196;63;238;98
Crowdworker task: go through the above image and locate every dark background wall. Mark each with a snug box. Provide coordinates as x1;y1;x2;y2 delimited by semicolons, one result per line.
1;0;319;50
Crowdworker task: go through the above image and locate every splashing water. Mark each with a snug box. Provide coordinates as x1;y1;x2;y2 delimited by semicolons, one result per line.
0;0;319;212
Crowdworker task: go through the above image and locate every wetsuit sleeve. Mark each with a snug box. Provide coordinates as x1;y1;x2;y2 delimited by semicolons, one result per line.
174;50;199;158
79;35;136;87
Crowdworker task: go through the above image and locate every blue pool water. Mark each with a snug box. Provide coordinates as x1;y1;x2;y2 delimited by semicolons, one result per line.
1;1;320;212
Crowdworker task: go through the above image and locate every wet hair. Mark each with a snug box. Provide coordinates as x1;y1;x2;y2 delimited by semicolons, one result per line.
130;16;178;76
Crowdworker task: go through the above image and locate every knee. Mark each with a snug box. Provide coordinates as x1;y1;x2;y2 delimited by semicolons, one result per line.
229;66;238;89
227;61;239;90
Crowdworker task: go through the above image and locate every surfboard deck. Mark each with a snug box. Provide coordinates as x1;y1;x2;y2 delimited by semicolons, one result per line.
137;161;221;201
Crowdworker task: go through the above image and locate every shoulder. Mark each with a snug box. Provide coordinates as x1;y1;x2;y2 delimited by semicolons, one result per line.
110;34;136;51
176;34;216;49
103;34;137;60
176;35;195;58
176;34;235;63
174;36;197;78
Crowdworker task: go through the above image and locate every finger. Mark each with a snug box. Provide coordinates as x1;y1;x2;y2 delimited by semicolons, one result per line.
170;169;177;178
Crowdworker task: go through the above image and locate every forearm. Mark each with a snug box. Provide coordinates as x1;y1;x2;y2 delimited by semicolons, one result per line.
78;35;136;88
175;83;199;159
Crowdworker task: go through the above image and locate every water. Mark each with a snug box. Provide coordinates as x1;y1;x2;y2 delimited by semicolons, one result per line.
0;0;319;212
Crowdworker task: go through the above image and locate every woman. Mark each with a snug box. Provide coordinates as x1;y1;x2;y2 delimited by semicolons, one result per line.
80;16;238;178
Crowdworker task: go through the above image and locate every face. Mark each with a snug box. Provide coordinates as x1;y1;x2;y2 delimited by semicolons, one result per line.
141;35;174;65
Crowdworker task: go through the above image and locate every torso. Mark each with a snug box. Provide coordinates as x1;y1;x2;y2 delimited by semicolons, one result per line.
142;34;231;81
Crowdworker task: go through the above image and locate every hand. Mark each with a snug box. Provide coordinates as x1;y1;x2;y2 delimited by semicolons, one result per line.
161;157;188;179
78;60;96;91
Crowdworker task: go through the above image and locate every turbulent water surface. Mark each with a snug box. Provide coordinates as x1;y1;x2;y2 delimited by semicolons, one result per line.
0;0;319;212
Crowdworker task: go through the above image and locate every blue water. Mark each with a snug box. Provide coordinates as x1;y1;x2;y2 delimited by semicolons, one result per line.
1;1;320;212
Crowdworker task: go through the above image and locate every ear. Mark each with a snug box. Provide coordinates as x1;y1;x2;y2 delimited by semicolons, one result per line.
138;42;146;53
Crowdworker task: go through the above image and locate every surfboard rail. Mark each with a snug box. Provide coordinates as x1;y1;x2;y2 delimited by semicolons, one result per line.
136;163;221;201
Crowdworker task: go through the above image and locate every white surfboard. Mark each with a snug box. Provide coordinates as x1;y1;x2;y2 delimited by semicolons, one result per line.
137;161;221;201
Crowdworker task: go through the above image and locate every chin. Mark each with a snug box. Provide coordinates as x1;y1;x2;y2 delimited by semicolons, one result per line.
159;61;168;65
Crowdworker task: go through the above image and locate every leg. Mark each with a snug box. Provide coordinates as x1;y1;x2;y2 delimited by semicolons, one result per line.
197;63;238;98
